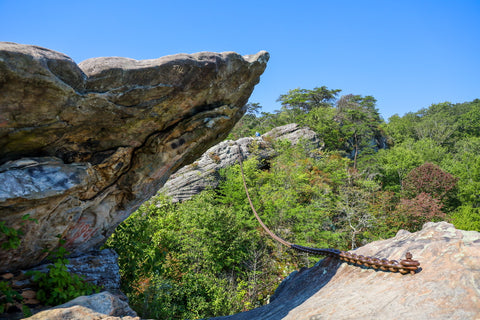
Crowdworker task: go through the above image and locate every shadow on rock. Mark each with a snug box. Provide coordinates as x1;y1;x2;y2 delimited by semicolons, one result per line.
213;257;341;320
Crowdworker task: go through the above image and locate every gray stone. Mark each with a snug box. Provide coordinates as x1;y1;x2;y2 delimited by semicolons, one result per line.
66;249;121;291
160;123;320;202
262;123;322;149
25;305;139;320
0;42;268;272
0;157;90;202
29;249;121;292
159;137;255;202
54;291;136;317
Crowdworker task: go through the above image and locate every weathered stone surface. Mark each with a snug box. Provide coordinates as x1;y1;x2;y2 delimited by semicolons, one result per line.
160;123;320;202
262;123;322;149
0;250;124;317
214;222;480;320
159;137;255;202
0;42;268;272
0;157;91;202
66;249;121;292
29;249;121;292
25;306;138;320
26;292;138;320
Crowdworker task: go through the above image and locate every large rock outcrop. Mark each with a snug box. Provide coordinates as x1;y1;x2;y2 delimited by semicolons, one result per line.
160;123;321;202
0;42;268;272
214;222;480;320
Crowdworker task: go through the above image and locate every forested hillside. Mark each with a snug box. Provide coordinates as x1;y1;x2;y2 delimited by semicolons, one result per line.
105;87;480;319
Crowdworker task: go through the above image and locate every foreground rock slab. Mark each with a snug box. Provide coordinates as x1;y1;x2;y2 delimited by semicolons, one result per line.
214;222;480;320
0;42;268;272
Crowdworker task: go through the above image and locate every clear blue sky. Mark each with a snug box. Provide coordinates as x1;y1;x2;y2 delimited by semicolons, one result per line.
1;0;479;120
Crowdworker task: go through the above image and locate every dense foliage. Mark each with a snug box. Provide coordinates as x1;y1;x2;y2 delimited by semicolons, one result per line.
106;88;480;319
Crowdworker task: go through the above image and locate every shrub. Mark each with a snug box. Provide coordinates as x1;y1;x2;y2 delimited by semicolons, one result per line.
395;192;445;231
28;241;100;306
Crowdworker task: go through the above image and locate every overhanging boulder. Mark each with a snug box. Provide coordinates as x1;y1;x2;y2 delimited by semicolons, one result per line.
0;42;268;272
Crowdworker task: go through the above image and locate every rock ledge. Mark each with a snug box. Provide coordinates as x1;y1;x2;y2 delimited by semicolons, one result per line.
214;222;480;320
0;42;268;272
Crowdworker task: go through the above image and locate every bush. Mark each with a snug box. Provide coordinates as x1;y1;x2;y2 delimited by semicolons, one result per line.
28;242;100;306
450;205;480;231
395;193;445;231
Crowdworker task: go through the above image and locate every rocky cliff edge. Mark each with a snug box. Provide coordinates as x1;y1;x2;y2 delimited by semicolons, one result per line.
214;221;480;320
0;42;268;272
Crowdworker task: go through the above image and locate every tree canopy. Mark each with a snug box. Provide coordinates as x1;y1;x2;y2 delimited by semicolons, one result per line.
106;89;480;319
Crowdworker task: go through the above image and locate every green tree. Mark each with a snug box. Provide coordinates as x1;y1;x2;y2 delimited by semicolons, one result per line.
413;102;459;146
457;99;480;138
368;190;401;239
303;105;341;150
335;94;384;169
450;206;480;231
410;138;449;164
274;86;343;149
386;100;480;149
336;180;376;249
376;142;423;191
385;112;420;145
277;86;341;112
105;193;251;319
441;137;480;231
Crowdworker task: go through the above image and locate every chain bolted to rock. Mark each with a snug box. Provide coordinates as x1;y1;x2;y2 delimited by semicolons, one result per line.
290;244;420;274
236;144;420;275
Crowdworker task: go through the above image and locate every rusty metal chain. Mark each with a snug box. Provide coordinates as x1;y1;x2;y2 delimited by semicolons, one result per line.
236;144;420;275
290;244;420;274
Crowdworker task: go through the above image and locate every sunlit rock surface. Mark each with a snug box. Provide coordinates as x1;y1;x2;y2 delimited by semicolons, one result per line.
25;291;138;320
0;42;268;272
214;222;480;320
160;123;321;202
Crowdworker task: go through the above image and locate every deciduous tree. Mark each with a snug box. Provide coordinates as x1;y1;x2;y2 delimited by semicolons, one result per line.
402;162;458;209
395;192;445;231
277;86;341;112
335;94;383;169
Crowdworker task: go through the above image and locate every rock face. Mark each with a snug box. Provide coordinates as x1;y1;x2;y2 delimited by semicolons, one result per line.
0;42;268;272
29;249;121;292
262;123;322;148
0;249;123;314
160;123;321;202
215;222;480;320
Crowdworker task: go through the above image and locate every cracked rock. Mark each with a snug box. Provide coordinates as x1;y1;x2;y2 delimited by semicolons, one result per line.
0;42;268;272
